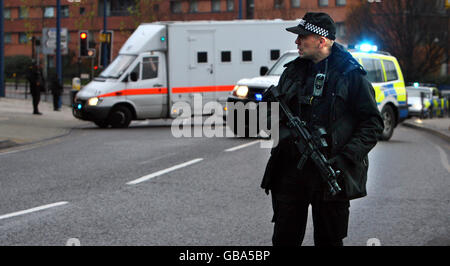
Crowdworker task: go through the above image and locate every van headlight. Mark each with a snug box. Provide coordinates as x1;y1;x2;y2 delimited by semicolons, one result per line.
88;97;101;106
233;85;249;97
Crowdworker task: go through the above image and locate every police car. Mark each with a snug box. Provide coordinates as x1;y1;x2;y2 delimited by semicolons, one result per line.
406;84;433;118
227;44;408;141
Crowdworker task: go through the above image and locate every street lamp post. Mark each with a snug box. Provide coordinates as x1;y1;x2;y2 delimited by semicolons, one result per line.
56;0;62;86
102;0;108;68
238;0;242;19
0;0;5;97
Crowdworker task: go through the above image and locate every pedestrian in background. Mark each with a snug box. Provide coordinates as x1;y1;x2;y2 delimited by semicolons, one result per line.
261;12;384;246
26;62;45;115
49;74;63;111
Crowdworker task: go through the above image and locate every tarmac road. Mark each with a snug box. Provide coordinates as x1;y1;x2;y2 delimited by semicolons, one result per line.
0;121;449;246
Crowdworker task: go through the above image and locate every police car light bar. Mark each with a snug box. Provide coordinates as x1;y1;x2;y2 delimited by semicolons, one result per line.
356;43;378;53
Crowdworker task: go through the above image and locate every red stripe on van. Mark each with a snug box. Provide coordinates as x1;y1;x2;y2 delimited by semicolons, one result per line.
172;85;234;93
97;85;233;98
98;88;168;98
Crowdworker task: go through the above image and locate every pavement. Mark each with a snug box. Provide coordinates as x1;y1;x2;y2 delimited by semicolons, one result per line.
0;97;89;150
0;96;449;151
402;116;450;142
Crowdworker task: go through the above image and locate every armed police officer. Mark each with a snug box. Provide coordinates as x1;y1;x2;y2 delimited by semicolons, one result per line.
261;12;384;246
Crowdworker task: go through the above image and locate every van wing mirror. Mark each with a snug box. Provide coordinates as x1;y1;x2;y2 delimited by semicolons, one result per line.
260;66;269;76
130;72;138;82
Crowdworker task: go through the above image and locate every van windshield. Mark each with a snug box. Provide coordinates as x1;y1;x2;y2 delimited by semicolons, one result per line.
99;55;137;79
267;53;298;76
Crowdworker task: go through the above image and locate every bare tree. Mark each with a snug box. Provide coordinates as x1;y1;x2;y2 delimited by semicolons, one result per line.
345;0;448;82
127;0;162;28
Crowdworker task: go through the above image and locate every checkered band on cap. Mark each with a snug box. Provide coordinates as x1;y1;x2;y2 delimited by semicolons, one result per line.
303;20;329;37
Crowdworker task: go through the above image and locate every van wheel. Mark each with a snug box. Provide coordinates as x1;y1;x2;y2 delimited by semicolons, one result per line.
109;106;132;128
381;105;395;141
94;120;109;128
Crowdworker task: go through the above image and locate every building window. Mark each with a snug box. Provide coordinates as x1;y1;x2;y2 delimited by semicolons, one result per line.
44;7;55;18
274;0;284;9
242;50;252;62
336;22;346;38
171;1;182;13
4;8;11;19
19;33;28;44
221;51;231;62
19;7;28;19
336;0;346;6
318;0;328;7
61;6;70;17
291;0;300;8
189;0;198;13
99;0;134;16
271;50;280;61
212;0;221;12
80;7;85;15
153;4;159;12
226;0;234;11
5;33;12;44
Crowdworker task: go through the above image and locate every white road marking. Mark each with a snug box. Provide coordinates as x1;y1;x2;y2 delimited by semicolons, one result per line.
127;158;204;185
432;144;450;173
138;152;179;165
0;201;68;221
224;140;261;152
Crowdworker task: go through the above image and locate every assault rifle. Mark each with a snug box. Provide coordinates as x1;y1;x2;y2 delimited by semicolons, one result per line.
263;85;342;196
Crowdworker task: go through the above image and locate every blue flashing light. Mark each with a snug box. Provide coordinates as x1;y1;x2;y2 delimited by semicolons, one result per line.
414;82;419;88
357;43;378;53
161;36;166;42
255;93;263;101
77;104;82;110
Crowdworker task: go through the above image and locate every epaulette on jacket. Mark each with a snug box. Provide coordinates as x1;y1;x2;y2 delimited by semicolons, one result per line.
342;58;366;76
284;57;307;79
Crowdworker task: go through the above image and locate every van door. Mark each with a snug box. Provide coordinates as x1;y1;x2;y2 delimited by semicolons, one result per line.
126;52;167;118
188;30;216;114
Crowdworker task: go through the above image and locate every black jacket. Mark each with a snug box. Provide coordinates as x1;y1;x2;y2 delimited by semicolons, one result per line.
27;65;45;93
261;43;384;201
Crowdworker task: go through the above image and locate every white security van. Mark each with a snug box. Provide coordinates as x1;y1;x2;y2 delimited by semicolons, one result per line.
227;48;409;140
73;20;298;128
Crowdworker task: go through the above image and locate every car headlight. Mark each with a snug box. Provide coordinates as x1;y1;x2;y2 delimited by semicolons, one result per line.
233;85;249;98
88;97;100;106
412;103;421;109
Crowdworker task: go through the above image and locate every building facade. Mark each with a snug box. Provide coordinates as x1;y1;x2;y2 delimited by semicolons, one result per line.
3;0;357;65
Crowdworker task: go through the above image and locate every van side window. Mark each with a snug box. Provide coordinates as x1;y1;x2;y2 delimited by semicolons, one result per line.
197;52;208;63
221;51;231;62
242;50;252;62
270;50;280;60
143;57;158;80
383;60;398;81
361;58;384;83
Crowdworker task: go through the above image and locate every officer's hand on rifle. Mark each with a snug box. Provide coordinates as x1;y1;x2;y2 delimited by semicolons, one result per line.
328;154;353;185
327;155;349;171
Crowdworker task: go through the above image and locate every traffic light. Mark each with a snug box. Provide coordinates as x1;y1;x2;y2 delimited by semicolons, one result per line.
99;31;113;68
79;31;89;57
